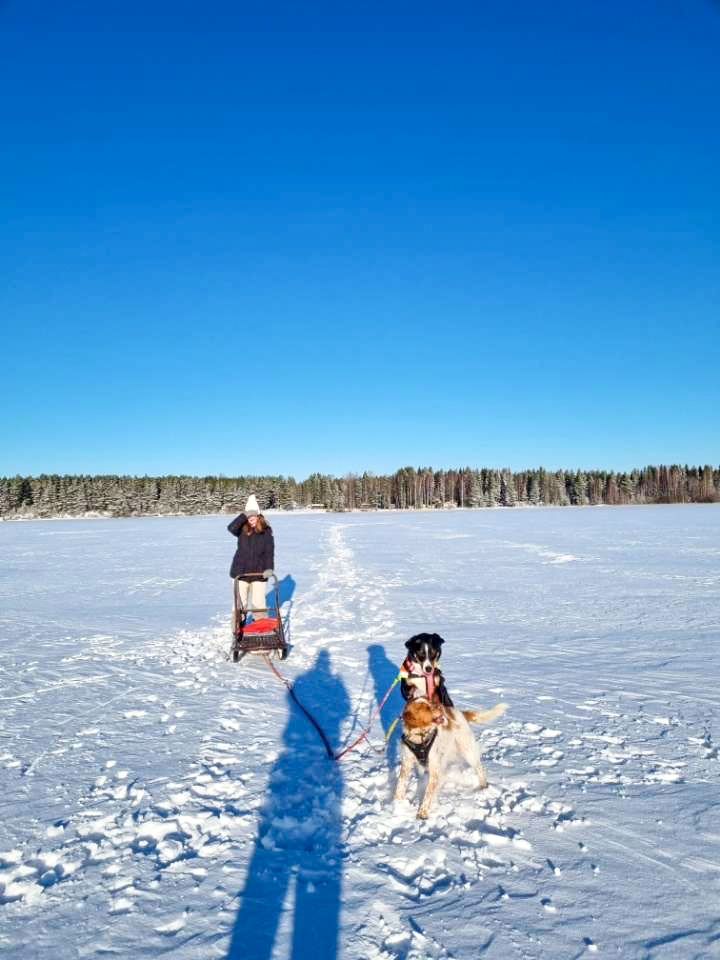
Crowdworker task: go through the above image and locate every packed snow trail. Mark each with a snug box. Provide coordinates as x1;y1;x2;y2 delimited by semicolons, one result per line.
1;508;719;958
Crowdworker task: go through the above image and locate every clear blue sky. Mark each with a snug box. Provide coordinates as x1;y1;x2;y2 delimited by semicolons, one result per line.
1;0;718;478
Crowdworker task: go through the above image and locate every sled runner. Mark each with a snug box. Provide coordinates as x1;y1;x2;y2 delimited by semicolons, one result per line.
231;572;288;662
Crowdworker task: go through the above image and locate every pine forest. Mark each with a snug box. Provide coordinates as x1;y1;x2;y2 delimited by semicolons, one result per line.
1;464;719;519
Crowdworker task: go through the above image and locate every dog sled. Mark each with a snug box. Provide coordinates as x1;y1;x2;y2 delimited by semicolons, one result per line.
230;572;288;662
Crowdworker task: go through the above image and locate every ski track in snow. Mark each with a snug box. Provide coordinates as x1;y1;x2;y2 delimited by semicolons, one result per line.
1;508;720;959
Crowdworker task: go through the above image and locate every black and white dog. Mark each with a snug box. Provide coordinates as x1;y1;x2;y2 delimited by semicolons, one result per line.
400;633;454;708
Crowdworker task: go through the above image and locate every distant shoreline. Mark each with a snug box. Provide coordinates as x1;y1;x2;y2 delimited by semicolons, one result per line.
2;501;718;523
1;464;718;520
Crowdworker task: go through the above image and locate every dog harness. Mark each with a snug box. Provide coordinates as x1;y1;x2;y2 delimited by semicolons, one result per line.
401;657;437;702
401;728;438;767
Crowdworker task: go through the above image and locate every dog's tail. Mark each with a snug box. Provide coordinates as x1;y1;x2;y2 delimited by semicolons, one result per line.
462;703;507;725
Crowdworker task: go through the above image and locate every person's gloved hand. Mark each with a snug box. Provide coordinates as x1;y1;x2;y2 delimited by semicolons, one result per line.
262;569;274;579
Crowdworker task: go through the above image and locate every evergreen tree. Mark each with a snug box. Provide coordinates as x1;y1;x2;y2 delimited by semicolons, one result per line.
527;473;540;505
467;472;484;507
500;470;516;507
571;471;588;506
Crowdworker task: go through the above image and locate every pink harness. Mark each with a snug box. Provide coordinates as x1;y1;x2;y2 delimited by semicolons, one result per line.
402;657;437;702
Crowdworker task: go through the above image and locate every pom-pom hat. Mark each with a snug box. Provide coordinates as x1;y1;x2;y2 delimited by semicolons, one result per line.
244;494;260;517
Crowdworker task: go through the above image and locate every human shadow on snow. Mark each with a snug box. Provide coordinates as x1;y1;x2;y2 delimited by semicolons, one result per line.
366;643;404;771
227;650;348;960
267;574;296;644
271;574;296;611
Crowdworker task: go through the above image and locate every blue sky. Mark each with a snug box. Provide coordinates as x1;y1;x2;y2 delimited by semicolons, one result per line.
1;0;718;478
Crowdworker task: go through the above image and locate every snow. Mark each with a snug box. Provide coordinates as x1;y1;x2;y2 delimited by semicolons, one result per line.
1;506;720;958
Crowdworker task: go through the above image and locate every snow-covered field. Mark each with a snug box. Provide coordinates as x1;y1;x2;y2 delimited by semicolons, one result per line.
1;507;719;959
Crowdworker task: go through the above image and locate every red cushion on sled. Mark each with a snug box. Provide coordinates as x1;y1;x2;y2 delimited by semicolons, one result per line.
242;617;279;634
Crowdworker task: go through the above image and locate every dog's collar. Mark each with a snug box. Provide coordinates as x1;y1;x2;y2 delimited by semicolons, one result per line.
401;728;438;766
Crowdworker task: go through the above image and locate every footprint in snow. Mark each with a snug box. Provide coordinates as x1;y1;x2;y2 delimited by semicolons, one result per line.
155;910;188;935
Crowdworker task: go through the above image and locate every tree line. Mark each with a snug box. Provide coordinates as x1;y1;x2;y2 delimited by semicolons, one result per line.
1;464;718;519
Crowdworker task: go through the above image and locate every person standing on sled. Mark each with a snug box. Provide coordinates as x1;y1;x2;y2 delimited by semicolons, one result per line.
227;494;274;622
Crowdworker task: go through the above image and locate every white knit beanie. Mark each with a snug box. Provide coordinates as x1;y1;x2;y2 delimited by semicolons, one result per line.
245;494;260;516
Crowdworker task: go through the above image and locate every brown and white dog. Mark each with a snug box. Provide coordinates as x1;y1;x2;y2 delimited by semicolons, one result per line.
393;696;507;819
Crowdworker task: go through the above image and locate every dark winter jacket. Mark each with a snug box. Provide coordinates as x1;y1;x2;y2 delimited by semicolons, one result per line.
227;513;275;581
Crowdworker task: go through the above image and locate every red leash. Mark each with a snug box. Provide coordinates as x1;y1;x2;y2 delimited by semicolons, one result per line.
334;673;401;760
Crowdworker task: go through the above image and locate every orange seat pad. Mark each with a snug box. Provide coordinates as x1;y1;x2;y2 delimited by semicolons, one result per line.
241;617;280;634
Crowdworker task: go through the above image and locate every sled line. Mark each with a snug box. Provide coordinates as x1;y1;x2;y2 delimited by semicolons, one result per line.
261;655;401;762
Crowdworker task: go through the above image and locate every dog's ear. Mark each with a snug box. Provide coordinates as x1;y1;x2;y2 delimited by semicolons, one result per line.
431;634;445;648
404;637;415;651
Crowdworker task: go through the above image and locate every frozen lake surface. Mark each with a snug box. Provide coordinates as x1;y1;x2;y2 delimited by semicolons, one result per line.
1;506;719;959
